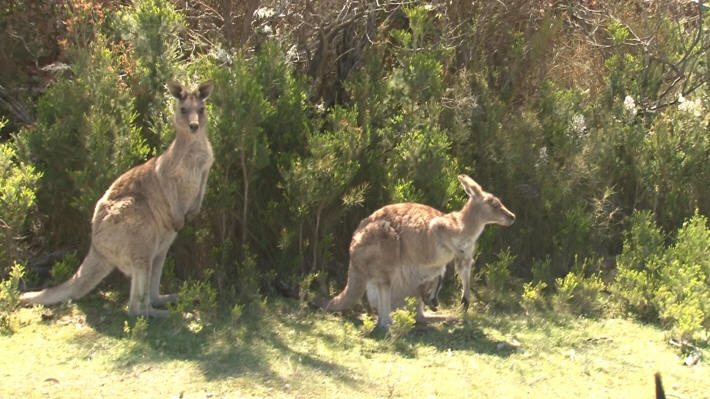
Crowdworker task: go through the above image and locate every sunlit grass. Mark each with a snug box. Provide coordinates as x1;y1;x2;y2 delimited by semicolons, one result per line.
1;295;708;399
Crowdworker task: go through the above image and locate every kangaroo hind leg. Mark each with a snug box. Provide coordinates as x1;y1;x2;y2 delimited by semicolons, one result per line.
455;257;474;311
128;257;168;318
374;281;393;329
149;246;178;307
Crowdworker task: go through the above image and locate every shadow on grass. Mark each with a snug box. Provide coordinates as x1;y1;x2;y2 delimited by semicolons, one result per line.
69;296;362;389
319;305;521;359
57;292;549;392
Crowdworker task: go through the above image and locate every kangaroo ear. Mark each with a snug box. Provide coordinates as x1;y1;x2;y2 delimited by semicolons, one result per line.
197;80;214;100
458;174;483;198
167;80;186;100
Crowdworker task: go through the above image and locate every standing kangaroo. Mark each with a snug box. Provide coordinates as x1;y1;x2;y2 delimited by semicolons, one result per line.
325;174;515;328
20;80;214;317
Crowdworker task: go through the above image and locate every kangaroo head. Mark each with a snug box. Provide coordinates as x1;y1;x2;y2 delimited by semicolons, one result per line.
167;80;214;134
459;174;516;227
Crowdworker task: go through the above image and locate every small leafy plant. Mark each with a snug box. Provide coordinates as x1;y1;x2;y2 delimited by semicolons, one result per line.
0;263;26;333
386;297;417;343
169;271;217;332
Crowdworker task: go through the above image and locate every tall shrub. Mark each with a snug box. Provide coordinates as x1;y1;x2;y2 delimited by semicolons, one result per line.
614;211;710;342
116;0;185;150
14;36;149;249
0;123;41;269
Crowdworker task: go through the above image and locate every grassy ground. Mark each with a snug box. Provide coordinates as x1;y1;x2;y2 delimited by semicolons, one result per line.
1;294;708;399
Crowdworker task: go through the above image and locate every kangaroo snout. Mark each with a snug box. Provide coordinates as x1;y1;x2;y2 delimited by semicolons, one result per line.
189;122;199;132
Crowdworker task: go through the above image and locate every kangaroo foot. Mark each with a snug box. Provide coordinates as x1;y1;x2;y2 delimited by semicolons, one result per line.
128;306;170;318
151;293;178;307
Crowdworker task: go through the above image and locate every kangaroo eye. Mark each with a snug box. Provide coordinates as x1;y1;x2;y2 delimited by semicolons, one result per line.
198;107;204;115
180;107;187;114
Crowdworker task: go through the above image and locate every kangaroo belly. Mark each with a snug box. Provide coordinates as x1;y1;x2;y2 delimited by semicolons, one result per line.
366;263;445;310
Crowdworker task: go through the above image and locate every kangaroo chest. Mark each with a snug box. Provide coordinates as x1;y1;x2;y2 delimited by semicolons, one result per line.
175;143;212;197
157;139;213;207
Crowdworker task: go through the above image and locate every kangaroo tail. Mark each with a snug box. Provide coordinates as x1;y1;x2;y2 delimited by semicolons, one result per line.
20;247;113;305
324;263;367;312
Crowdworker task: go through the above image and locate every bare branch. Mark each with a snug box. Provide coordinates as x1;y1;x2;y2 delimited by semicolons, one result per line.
0;84;34;125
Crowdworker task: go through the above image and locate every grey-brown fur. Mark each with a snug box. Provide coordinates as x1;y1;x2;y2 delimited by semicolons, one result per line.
326;174;515;328
20;80;215;317
365;265;445;322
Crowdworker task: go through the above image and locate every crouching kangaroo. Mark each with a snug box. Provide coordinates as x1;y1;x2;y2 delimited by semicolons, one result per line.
324;174;515;328
20;80;214;317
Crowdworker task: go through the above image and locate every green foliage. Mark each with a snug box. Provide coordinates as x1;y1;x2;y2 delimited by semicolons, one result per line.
613;210;665;319
552;258;605;316
0;263;26;334
14;35;148;247
4;1;710;345
606;20;630;45
169;273;218;328
386;297;417;343
123;316;149;340
481;249;517;308
520;281;548;315
297;272;320;303
194;44;299;293
360;313;376;337
234;246;260;303
115;0;185;149
230;303;244;324
283;105;365;273
613;211;710;342
655;213;710;342
0;140;40;268
49;252;80;284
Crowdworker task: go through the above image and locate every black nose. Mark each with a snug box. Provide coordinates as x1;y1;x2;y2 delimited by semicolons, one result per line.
507;214;516;225
189;123;199;132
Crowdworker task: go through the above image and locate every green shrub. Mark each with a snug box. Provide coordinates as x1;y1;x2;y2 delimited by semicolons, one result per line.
0;138;41;269
613;211;710;342
481;248;517;308
235;246;261;303
169;272;218;329
520;281;548;315
230;303;244;324
655;213;710;342
386;297;417;343
552;258;605;316
115;0;185;150
14;35;149;247
613;210;665;319
360;314;377;337
49;252;80;284
0;263;26;334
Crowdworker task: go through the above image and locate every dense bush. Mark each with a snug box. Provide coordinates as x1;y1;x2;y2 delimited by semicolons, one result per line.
0;263;26;333
1;0;709;342
14;34;149;248
614;211;710;343
0;126;41;269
